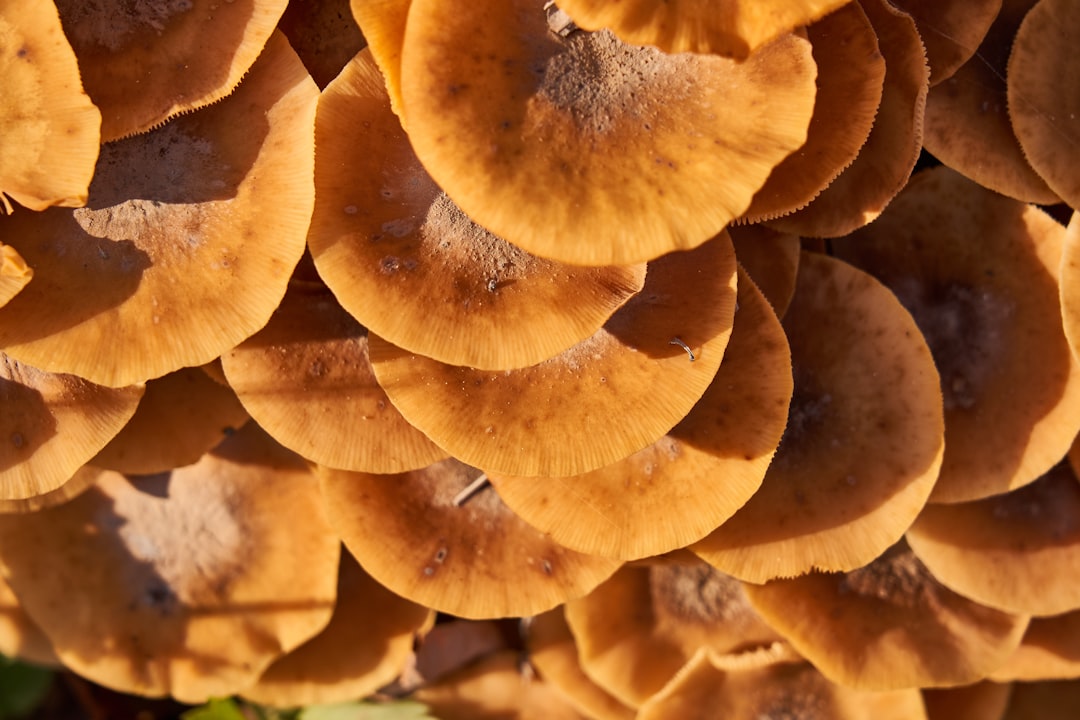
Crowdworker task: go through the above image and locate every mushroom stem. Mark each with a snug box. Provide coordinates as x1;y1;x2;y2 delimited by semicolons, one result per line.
452;474;491;507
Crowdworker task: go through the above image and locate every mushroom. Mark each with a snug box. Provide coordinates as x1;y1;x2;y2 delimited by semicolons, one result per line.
889;0;1002;85
1001;680;1080;720
348;0;411;118
923;682;1013;720
277;0;366;89
728;224;801;317
990;611;1080;681
0;245;32;309
0;572;58;668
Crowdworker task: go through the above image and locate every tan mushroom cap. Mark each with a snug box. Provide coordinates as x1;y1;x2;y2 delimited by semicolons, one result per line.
528;608;635;720
240;552;434;708
991;612;1080;681
692;250;944;583
319;459;621;619
0;33;317;388
369;233;735;478
0;354;142;505
729;225;800;317
1001;680;1080;720
400;0;817;265
0;245;31;309
489;267;790;560
221;280;448;474
0;464;105;515
923;682;1013;720
741;2;885;223
906;462;1080;617
54;0;287;141
0;423;341;703
0;572;58;667
744;542;1030;690
1060;212;1080;362
554;0;851;58
832;166;1080;504
278;0;365;89
1008;0;1080;210
309;49;646;370
349;0;410;118
890;0;1002;85
636;646;928;720
768;0;928;238
93;366;249;475
564;562;781;707
0;0;99;212
920;0;1059;205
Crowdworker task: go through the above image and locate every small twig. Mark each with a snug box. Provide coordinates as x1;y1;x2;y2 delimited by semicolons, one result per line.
669;337;695;362
452;474;490;506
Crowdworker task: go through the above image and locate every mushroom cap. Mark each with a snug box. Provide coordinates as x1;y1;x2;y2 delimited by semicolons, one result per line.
744;542;1030;690
832;166;1080;504
729;224;800;318
54;0;287;141
369;233;736;478
922;682;1013;720
309;49;646;371
890;0;1002;85
0;245;32;309
1008;0;1080;210
319;458;621;619
0;0;99;212
0;572;58;667
221;280;448;474
767;0;929;238
1061;211;1080;362
0;423;342;703
553;0;851;58
400;0;817;265
348;0;410;118
489;266;790;560
0;32;317;387
692;250;944;583
991;612;1080;681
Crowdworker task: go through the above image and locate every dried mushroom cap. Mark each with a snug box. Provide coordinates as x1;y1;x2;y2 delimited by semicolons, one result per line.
309;50;646;371
277;0;365;89
1008;0;1080;210
93;366;249;475
1001;680;1080;720
1060;212;1080;362
400;0;817;265
889;0;1002;85
240;552;434;708
349;0;410;118
0;572;58;667
369;233;736;477
768;0;928;238
832;166;1080;504
222;281;448;474
54;0;287;141
0;353;142;505
0;0;99;212
0;33;317;388
744;542;1030;690
528;608;636;720
741;2;885;223
553;0;851;58
636;647;928;720
920;0;1059;205
922;682;1013;720
0;423;341;703
906;462;1080;617
489;266;790;560
0;245;31;309
564;562;781;707
991;612;1080;681
692;250;943;583
729;225;800;317
319;459;621;619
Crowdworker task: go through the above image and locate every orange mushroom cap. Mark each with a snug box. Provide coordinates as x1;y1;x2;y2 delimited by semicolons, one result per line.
991;611;1080;682
0;572;58;667
889;0;1001;85
0;245;32;310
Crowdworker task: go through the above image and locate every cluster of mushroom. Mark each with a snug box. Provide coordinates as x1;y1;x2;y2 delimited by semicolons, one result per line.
2;0;1080;717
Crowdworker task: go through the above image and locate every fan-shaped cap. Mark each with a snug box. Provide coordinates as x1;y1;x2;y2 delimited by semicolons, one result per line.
309;49;646;370
0;573;58;667
692;251;944;583
890;0;1001;85
93;366;249;475
832;166;1080;504
744;542;1030;690
0;423;341;703
400;0;817;265
768;0;928;238
349;0;410;118
489;266;790;560
0;245;31;309
0;32;317;388
0;0;99;212
54;0;287;141
1008;0;1080;210
1061;212;1080;362
991;612;1080;681
729;225;800;317
554;0;851;58
221;280;448;474
369;233;736;478
319;459;621;619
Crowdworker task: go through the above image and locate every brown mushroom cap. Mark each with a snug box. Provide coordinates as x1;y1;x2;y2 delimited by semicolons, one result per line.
890;0;1002;85
991;612;1080;682
0;423;341;703
553;0;851;58
54;0;287;141
319;459;621;619
277;0;365;89
0;32;317;387
729;224;800;318
369;233;736;478
348;0;410;118
309;49;646;370
0;0;100;212
489;266;790;560
1061;212;1080;362
832;166;1080;504
221;280;448;474
692;250;944;583
1008;0;1080;210
400;0;817;265
922;682;1013;720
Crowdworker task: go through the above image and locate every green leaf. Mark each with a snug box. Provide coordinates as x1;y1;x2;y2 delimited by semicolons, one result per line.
0;658;53;719
181;698;250;720
299;700;439;720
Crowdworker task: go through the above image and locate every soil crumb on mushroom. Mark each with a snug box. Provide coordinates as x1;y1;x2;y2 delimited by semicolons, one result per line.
57;0;196;51
838;543;933;611
649;564;750;625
